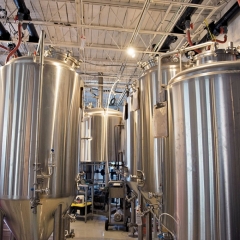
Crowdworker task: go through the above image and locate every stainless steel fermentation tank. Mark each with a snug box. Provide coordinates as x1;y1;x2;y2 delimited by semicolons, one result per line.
80;108;123;185
164;49;240;239
130;57;181;201
81;108;123;163
0;53;83;240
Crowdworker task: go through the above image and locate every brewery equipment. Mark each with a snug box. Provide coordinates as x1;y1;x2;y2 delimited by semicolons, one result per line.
81;108;123;163
133;57;181;202
163;47;240;239
0;48;83;240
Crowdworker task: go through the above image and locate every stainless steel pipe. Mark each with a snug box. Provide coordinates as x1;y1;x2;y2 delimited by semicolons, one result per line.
0;210;3;240
53;204;63;240
158;41;215;92
138;190;143;240
128;191;137;237
146;212;152;240
153;217;157;238
98;72;103;107
33;29;45;214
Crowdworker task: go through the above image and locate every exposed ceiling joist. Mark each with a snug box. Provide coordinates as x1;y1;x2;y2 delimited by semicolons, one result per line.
42;0;219;11
0;0;231;109
0;39;159;54
6;19;185;37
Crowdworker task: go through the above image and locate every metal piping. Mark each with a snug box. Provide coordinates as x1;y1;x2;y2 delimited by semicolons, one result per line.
171;0;204;34
53;204;63;240
0;38;164;54
27;23;40;42
13;0;39;42
146;212;152;240
5;22;22;63
154;0;204;53
0;45;17;58
186;28;201;53
138;189;143;240
0;22;22;57
98;72;103;108
0;22;11;40
153;217;157;238
199;2;240;43
158;41;215;92
213;2;239;36
126;191;137;237
7;18;185;37
0;210;3;240
153;0;219;9
175;0;226;49
7;43;22;57
11;235;17;240
31;30;45;214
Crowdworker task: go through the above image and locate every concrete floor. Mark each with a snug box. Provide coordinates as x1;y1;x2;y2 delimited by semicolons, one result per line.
70;215;138;240
2;215;140;240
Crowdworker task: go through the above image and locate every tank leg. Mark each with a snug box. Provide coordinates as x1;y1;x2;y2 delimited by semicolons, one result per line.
53;204;64;240
137;191;143;240
64;216;70;235
129;193;137;238
63;213;75;238
146;211;152;240
0;210;3;240
153;216;157;238
10;234;16;240
130;198;135;237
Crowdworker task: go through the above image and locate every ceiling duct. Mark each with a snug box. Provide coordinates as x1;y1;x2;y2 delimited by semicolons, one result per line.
199;2;240;43
98;72;103;108
13;0;39;43
154;0;204;52
0;22;11;40
0;21;22;56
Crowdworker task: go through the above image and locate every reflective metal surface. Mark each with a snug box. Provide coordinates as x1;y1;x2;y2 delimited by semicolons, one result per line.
166;59;240;239
125;96;137;178
81;108;122;162
0;56;83;240
45;47;81;68
135;58;180;201
194;49;237;66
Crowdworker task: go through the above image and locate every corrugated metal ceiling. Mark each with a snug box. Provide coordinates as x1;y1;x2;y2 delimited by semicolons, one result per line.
0;0;229;107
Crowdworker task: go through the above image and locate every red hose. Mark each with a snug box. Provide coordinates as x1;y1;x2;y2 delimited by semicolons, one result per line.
214;34;227;44
0;45;17;58
186;29;201;54
0;45;10;51
5;22;22;63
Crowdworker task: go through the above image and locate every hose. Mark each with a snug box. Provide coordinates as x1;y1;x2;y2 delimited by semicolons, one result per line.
186;29;201;53
6;22;22;63
0;45;17;58
214;34;227;44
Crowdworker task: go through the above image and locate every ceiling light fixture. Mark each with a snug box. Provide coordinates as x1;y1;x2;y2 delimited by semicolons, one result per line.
127;47;136;58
